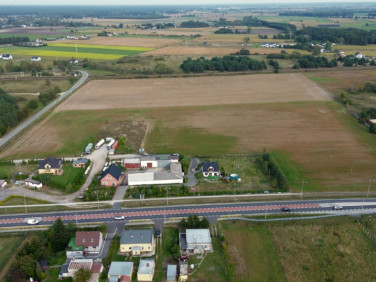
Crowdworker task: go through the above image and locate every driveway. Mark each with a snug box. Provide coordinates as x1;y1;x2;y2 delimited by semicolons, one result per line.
185;158;200;187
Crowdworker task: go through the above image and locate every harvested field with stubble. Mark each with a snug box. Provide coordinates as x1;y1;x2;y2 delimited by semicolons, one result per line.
142;46;308;56
56;73;331;111
62;36;181;48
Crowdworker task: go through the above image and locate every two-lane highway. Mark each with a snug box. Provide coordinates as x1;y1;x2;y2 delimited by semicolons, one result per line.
1;199;376;228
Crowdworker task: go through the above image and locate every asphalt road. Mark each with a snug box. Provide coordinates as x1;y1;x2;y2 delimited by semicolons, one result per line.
0;70;89;149
1;198;376;228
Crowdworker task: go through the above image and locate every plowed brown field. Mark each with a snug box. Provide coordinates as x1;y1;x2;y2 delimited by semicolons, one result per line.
56;73;331;111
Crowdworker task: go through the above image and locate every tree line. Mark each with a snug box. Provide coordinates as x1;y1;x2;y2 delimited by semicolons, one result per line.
0;88;40;136
0;36;29;45
180;20;209;28
255;152;289;191
293;55;338;69
180;56;267;73
295;27;376;45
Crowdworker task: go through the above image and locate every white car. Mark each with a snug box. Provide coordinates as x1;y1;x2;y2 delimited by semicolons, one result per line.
27;219;39;225
114;215;125;220
333;205;343;210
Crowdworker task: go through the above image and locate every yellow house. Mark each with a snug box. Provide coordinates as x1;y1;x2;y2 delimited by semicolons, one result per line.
120;229;155;256
38;158;63;175
137;259;155;282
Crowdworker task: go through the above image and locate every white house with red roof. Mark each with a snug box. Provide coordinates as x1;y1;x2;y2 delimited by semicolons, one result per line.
75;231;103;254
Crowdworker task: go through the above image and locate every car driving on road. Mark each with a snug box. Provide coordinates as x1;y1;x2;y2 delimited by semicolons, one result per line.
114;215;125;220
27;219;39;225
332;205;343;210
281;207;292;212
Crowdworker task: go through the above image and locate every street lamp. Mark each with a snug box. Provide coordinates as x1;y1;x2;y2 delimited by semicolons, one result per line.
301;181;308;200
367;179;376;198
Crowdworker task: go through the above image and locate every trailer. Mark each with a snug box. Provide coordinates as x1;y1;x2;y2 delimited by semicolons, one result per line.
85;143;93;154
111;140;119;150
95;139;105;149
107;139;115;150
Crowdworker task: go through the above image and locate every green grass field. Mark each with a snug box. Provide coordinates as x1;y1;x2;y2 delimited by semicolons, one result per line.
220;221;283;281
0;234;25;272
220;216;376;281
48;164;86;192
0;43;153;60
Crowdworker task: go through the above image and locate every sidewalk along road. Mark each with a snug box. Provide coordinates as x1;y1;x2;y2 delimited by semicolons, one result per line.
0;70;89;149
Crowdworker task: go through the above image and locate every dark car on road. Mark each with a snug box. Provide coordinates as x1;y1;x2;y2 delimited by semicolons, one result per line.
281;207;292;212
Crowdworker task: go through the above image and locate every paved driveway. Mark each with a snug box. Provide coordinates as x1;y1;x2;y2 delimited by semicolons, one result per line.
185;158;200;187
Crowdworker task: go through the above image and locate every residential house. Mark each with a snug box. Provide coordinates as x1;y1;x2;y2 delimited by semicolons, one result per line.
120;229;155;256
202;161;220;180
2;54;13;60
75;231;103;254
60;258;103;279
69;58;79;64
38;158;63;175
73;158;88;168
101;164;122;187
179;260;188;282
179;229;213;255
25;178;42;189
66;237;84;259
167;264;177;282
67;258;93;277
355;52;364;59
137;259;155;282
108;261;134;282
30;56;42;61
0;180;7;188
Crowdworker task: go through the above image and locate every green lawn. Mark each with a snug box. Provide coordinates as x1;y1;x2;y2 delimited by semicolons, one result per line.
0;163;37;179
154;228;179;282
196;155;270;192
190;236;228;282
0;234;25;272
49;164;86;192
220;221;283;281
219;216;376;281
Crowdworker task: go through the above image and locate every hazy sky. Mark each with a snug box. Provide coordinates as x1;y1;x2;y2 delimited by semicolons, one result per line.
0;0;374;5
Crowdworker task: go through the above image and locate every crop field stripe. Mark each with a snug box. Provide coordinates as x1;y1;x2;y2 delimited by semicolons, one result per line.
28;46;147;55
0;47;124;59
48;43;154;51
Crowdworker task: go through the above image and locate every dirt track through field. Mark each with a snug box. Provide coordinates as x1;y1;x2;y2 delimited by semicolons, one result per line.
56;73;331;111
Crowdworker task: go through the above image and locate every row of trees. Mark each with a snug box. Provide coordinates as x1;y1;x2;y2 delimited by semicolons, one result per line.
0;36;29;45
295;27;376;45
38;86;61;105
180;20;209;28
293;55;338;69
255;152;289;190
1;61;44;74
180;56;267;73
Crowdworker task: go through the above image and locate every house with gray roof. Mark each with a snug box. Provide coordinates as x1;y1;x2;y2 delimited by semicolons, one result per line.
167;264;177;281
202;161;220;180
179;229;212;255
72;158;88;168
108;261;133;282
137;259;155;282
120;229;155;256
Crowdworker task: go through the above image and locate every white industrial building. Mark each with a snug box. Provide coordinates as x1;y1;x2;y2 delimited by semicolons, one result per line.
127;162;183;186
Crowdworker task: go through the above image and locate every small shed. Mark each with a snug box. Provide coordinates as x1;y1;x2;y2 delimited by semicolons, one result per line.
167;264;177;281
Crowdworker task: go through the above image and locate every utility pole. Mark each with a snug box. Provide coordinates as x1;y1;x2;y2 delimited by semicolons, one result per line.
97;192;99;209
